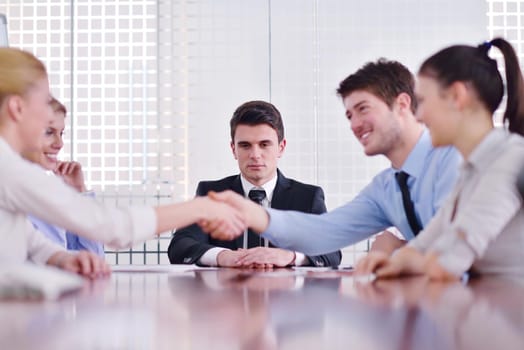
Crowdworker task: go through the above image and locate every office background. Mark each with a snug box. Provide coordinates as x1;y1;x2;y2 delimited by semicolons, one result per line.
0;0;516;265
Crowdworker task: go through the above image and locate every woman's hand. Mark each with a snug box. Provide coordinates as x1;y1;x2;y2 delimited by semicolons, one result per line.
355;247;428;279
374;247;427;279
55;161;87;192
355;251;390;275
47;250;111;279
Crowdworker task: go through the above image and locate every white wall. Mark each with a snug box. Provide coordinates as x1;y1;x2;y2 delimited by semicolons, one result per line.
180;0;487;210
3;0;489;264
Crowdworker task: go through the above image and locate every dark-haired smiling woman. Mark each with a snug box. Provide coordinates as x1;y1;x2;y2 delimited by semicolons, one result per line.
357;38;524;280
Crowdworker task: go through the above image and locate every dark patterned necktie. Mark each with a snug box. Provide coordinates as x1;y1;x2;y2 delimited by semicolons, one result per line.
248;189;268;247
395;171;422;236
248;189;266;205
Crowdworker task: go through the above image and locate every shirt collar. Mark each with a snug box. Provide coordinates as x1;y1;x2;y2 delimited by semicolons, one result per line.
397;128;432;179
466;128;508;171
0;136;21;162
240;173;278;202
0;137;17;157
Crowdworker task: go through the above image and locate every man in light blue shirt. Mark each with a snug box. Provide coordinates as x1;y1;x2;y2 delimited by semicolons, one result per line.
204;59;461;259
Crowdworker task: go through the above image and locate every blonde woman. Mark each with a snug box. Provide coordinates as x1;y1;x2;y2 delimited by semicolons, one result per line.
0;47;244;277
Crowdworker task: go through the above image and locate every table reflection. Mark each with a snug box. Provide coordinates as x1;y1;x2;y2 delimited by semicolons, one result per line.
0;267;523;350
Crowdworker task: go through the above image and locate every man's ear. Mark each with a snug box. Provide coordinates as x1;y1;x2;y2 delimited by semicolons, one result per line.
395;92;412;115
277;138;286;158
230;140;238;160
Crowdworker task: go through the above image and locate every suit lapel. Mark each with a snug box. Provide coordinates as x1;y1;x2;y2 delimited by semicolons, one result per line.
233;171;290;248
231;175;245;196
270;169;291;210
231;175;247;248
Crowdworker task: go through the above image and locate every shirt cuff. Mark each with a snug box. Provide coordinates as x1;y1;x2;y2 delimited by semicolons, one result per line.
293;252;308;266
261;208;288;247
199;247;229;267
30;244;66;265
429;232;476;277
82;190;96;198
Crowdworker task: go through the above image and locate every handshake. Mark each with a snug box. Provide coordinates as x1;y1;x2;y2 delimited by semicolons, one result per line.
195;190;269;240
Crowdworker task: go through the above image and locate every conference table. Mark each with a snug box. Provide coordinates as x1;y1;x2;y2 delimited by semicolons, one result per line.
1;265;524;350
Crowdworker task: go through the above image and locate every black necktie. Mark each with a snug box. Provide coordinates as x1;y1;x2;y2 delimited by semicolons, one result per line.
395;171;422;236
248;189;267;247
248;189;266;205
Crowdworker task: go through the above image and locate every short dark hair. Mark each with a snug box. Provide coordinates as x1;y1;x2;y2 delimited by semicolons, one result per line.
230;100;284;142
336;58;417;114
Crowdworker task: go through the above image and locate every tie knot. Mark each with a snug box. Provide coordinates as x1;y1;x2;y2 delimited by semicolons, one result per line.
248;189;267;204
395;171;409;186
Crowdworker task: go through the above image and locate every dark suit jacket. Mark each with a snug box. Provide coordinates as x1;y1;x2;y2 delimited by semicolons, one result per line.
168;170;341;267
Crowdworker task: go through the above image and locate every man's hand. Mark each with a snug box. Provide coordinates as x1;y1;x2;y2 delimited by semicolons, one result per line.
55;161;87;193
370;230;406;255
47;250;111;279
235;247;295;268
196;195;247;240
201;190;269;239
217;249;249;267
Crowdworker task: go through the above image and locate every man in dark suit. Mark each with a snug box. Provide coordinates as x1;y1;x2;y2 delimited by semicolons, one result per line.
168;100;341;268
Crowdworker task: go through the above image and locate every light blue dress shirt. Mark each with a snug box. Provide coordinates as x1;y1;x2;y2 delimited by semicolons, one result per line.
262;130;462;256
29;216;104;257
28;191;104;257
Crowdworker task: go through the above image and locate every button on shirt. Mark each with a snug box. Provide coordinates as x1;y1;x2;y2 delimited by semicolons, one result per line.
261;129;462;255
409;129;524;277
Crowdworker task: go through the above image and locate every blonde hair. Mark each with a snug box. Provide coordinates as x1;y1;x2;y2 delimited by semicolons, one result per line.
50;96;67;115
0;48;47;108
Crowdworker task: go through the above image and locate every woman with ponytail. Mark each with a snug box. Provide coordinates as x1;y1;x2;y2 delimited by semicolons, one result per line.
357;38;524;280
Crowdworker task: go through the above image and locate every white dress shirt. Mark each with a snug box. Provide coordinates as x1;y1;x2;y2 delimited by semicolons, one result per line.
0;137;156;264
409;129;524;276
201;173;307;266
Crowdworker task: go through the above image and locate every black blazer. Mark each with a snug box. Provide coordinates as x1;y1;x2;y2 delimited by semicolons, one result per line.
168;170;341;267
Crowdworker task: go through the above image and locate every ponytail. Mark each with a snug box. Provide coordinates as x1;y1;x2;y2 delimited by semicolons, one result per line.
419;37;524;136
490;38;524;136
